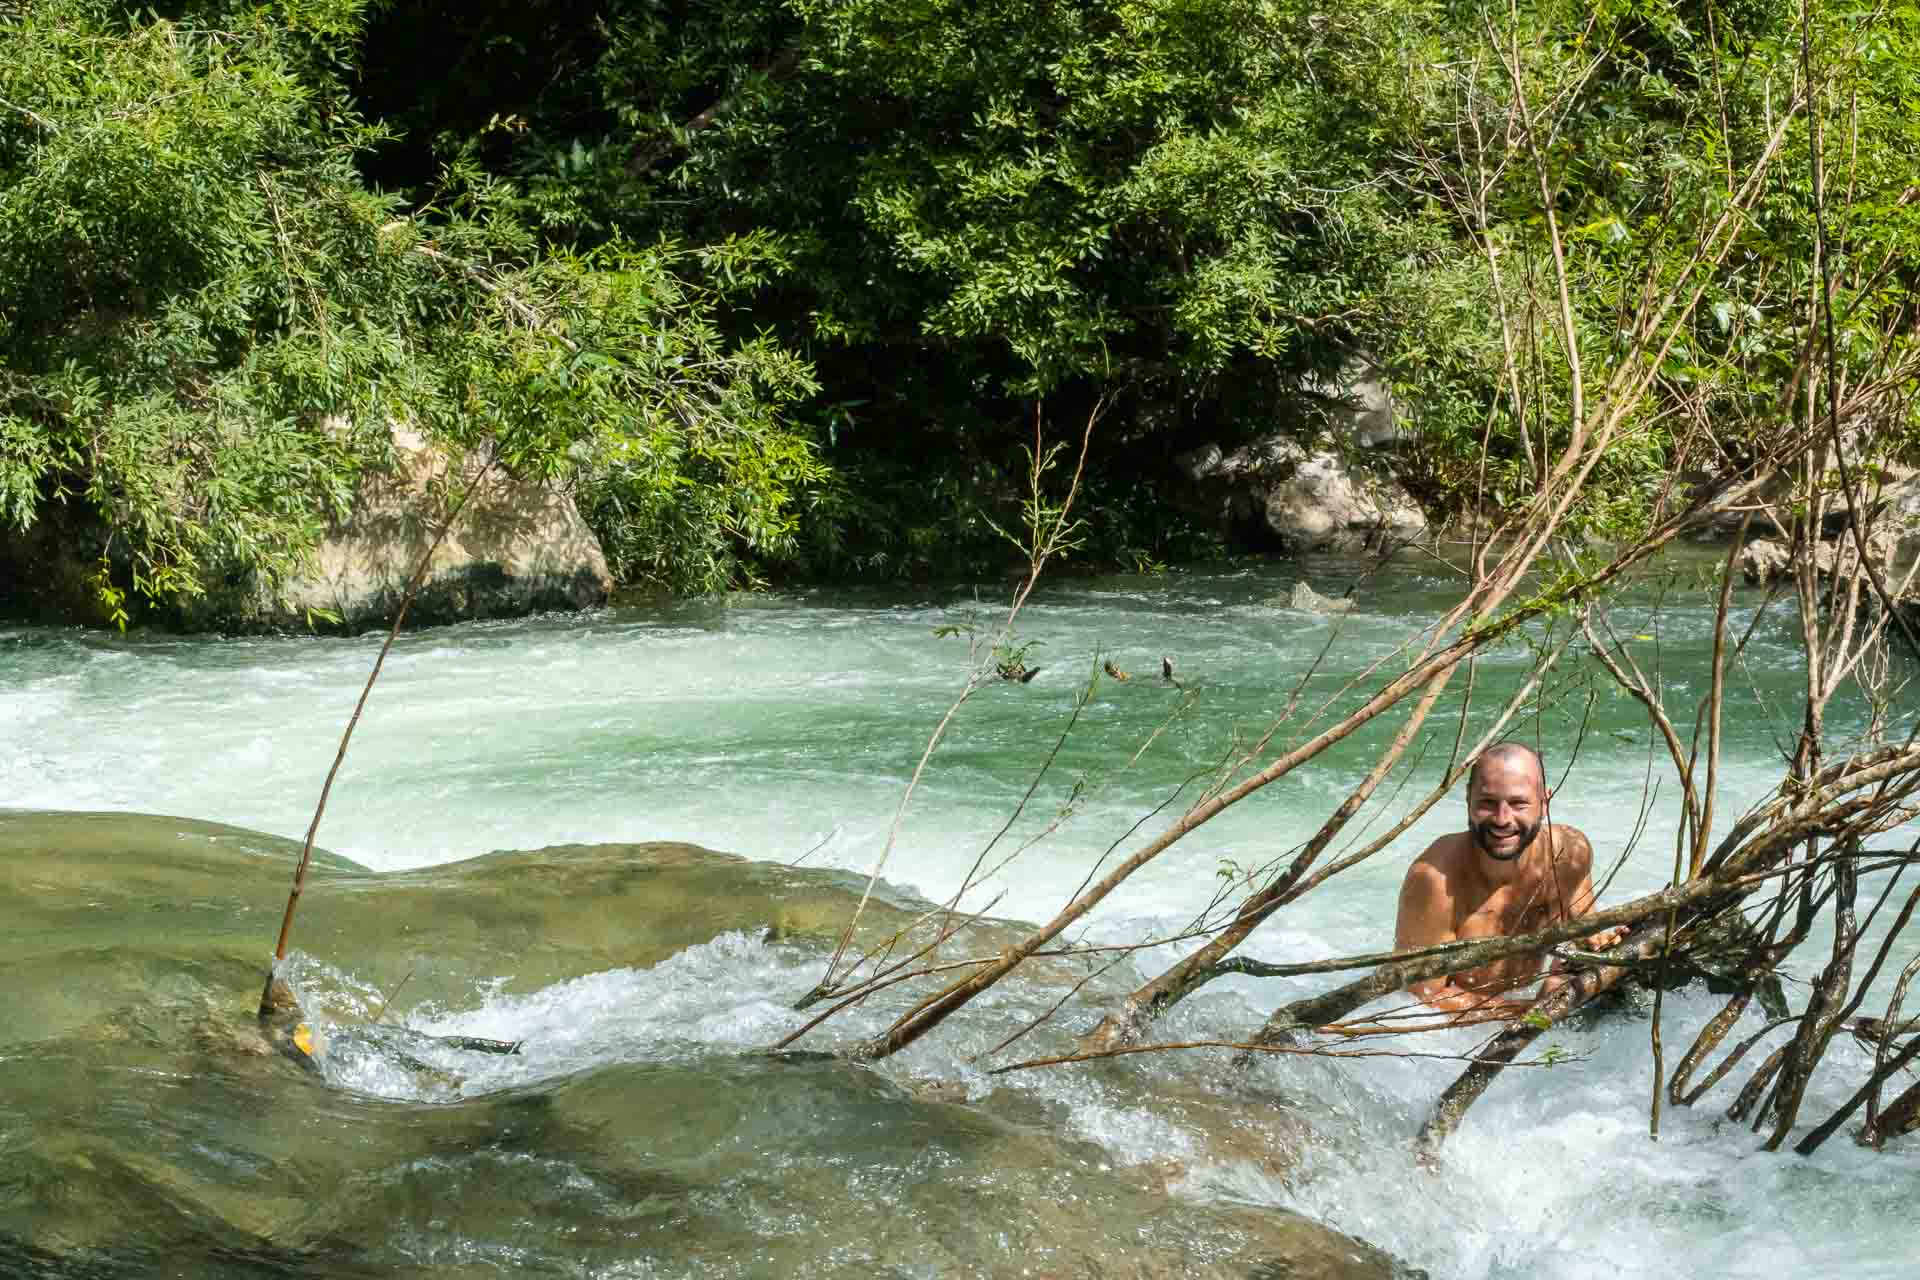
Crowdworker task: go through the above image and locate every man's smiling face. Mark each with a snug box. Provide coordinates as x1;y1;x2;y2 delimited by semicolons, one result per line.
1468;753;1547;862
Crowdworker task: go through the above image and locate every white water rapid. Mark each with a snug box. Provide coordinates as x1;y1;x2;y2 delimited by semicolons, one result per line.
4;554;1915;1279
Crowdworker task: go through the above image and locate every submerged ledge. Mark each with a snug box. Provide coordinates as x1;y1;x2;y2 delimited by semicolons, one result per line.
0;808;1403;1280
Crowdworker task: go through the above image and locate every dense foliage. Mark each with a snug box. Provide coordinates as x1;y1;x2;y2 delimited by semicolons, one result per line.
3;0;1918;620
356;0;1493;575
0;0;822;618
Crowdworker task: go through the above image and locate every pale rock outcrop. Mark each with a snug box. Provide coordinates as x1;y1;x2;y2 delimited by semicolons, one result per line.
243;425;612;630
1734;480;1920;639
1891;471;1920;551
1737;470;1920;589
1173;356;1425;553
1703;463;1920;542
1735;539;1793;586
1737;529;1919;622
1301;357;1407;450
1176;436;1427;554
1264;445;1427;551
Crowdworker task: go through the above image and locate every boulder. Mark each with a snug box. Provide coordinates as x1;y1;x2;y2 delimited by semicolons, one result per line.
1173;441;1261;531
1737;530;1920;643
1300;356;1406;450
0;810;1406;1280
1698;463;1920;542
1287;581;1355;614
1891;471;1920;551
1736;539;1793;586
231;425;612;630
0;426;615;632
1735;495;1920;644
1264;445;1428;551
1176;437;1427;554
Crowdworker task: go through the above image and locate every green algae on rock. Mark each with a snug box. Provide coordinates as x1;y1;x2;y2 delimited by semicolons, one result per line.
0;809;1399;1280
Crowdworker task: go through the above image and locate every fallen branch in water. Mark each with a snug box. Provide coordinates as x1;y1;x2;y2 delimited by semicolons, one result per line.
1248;873;1754;1045
1077;623;1583;1053
1416;931;1660;1155
800;401;1101;1013
763;3;1920;1169
985;1037;1585;1075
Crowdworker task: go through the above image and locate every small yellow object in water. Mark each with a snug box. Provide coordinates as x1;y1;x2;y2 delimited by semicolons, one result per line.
293;1024;316;1057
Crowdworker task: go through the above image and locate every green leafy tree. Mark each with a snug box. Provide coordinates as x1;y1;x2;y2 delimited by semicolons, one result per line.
0;0;825;621
354;0;1506;575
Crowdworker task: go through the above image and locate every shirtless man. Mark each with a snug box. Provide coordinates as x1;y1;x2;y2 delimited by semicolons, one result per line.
1392;742;1624;1024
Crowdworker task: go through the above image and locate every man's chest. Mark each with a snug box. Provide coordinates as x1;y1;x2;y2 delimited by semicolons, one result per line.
1454;881;1559;939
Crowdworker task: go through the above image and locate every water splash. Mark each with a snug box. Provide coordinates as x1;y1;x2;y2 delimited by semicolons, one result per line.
3;557;1914;1279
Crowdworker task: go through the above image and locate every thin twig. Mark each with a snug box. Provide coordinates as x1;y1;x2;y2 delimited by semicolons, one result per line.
257;447;497;1021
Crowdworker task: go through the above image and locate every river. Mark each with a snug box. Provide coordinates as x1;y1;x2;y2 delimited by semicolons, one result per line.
3;551;1915;1278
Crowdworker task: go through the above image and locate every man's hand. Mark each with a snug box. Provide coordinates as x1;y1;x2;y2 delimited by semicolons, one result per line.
1541;924;1631;998
1318;996;1534;1037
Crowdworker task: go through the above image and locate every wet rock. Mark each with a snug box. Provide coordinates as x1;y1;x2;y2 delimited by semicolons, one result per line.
1152;1079;1315;1185
1726;485;1920;638
0;813;1404;1280
1736;529;1914;601
1288;581;1355;615
907;1078;973;1105
1737;538;1792;585
1703;474;1920;637
0;810;1090;1046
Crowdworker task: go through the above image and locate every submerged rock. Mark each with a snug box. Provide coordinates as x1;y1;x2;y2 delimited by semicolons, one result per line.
0;810;1401;1280
1287;581;1356;615
0;809;1063;1041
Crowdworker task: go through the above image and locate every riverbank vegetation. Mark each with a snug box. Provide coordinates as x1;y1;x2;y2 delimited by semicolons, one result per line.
7;0;1915;621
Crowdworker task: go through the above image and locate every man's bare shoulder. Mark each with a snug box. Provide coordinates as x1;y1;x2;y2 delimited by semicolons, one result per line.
1400;833;1470;900
1550;824;1595;869
1399;856;1447;897
1408;831;1475;876
1397;837;1468;948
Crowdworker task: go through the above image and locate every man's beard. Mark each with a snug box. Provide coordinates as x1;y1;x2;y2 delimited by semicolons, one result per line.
1473;818;1545;861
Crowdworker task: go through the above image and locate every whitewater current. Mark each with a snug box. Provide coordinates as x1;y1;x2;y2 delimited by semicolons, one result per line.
3;555;1915;1279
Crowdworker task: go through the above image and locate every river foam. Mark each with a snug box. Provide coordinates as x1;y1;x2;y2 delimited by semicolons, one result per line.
4;555;1915;1278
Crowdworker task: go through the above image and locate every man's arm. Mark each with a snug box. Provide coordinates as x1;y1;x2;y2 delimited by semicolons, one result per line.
1393;857;1534;1024
1542;828;1627;993
1554;827;1628;947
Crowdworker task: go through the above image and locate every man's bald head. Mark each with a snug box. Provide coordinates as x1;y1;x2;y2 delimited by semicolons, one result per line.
1466;742;1550;861
1468;742;1546;796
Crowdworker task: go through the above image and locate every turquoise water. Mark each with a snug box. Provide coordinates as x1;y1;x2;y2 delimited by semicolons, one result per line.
2;550;1914;1278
